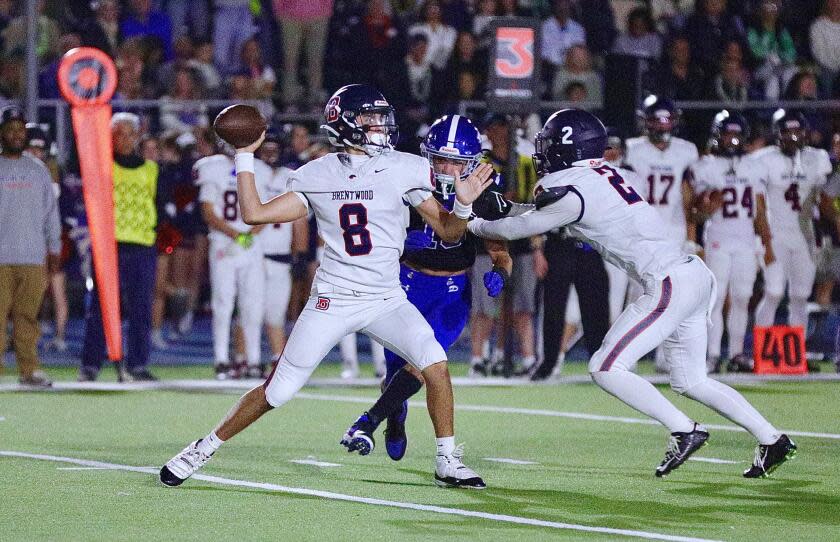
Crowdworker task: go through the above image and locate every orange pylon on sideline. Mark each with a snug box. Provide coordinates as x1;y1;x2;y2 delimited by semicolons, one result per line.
58;47;122;362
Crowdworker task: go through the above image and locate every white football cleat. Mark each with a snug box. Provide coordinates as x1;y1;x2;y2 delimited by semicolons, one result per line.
160;440;213;487
435;444;486;489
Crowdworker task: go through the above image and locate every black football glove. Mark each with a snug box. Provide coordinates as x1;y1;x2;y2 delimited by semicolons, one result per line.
472;190;514;220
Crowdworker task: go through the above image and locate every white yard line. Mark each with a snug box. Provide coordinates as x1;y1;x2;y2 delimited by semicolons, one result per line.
294;392;840;441
483;458;539;465
57;466;158;471
687;457;742;465
289;459;342;467
0;450;722;542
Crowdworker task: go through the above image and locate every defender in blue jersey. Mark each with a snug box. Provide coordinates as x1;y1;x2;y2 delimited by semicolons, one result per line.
340;115;513;460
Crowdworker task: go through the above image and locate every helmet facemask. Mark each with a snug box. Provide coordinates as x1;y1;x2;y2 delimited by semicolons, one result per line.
645;113;675;145
778;125;806;156
421;146;481;200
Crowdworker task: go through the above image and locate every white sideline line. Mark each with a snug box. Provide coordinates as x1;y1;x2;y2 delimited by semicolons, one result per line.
483;458;539;465
289;459;342;467
0;450;722;542
295;392;840;441
58;466;158;471
687;457;741;465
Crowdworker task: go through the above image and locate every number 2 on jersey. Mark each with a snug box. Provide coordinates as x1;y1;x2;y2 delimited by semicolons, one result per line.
595;166;642;204
339;203;373;256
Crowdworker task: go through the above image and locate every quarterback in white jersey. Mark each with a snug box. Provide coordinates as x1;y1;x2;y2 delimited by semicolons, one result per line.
195;151;270;379
755;110;833;329
162;85;495;489
255;133;309;363
625;96;700;250
469;109;794;478
692;111;772;373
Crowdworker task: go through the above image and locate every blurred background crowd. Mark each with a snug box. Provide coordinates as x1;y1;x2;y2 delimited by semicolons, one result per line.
2;0;840;385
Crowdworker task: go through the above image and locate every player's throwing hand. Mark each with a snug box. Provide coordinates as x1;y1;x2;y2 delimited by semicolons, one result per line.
236;130;266;154
455;162;495;207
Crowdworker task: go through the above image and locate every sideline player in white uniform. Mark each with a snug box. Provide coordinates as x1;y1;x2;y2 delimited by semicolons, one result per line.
255;132;309;367
195;146;270;379
692;111;773;374
469;109;795;478
625;96;700;372
161;84;495;489
754;110;833;331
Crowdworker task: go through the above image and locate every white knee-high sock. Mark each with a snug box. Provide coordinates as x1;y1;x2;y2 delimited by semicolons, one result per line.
682;379;781;444
592;370;695;433
727;296;750;357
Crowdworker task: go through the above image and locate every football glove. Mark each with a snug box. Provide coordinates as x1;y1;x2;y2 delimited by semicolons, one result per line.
404;229;433;252
472;190;513;220
483;266;509;298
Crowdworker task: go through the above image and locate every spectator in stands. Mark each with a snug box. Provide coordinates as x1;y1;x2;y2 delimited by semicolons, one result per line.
562;80;589;102
747;0;797;99
0;0;13;52
161;0;209;40
684;0;746;75
76;0;121;58
409;0;457;71
612;7;663;60
473;0;497;46
552;45;602;103
783;69;828;145
121;0;174;61
0;106;60;387
39;33;82;99
439;0;472;32
570;0;616;56
0;50;23;98
2;0;60;59
159;67;209;134
81;113;160;382
158;35;195;94
239;38;276;99
275;0;333;106
649;0;694;33
652;35;706;100
405;33;433;104
708;41;756;101
213;0;257;76
189;40;222;95
541;0;586;70
810;0;840;92
432;31;487;114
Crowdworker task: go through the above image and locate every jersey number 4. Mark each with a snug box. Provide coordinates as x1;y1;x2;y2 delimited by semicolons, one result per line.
339;203;373;256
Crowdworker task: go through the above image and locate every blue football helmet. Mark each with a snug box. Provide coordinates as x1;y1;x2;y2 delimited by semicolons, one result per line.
710;110;749;156
533;108;607;176
641;94;678;144
772;108;808;156
420;115;483;199
321;84;398;154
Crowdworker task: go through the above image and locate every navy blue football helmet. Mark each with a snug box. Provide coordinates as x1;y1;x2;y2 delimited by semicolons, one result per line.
710;110;749;156
420;115;483;199
772;108;808;156
641;94;678;144
533;109;607;176
321;84;398;154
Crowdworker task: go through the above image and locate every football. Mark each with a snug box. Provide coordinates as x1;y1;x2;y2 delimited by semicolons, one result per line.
213;104;267;149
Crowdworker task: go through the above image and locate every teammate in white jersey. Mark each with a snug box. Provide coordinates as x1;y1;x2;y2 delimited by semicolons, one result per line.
625;96;700;250
692;111;773;374
754;110;833;331
195;148;271;379
255;132;309;366
469;109;795;478
162;84;495;489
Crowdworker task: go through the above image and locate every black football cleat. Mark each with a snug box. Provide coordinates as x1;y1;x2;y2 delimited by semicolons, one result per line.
340;412;377;455
384;401;408;461
655;424;709;477
743;434;797;478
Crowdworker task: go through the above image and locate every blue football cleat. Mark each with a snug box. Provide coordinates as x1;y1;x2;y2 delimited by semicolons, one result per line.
384;401;408;461
340;412;376;456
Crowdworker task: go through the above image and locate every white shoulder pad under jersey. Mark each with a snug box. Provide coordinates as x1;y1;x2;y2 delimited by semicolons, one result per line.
195;154;272;238
286;150;434;294
624;136;699;242
259;166;294;255
692;153;768;247
760;145;832;244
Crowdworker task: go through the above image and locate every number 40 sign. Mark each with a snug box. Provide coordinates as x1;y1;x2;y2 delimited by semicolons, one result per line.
752;326;807;374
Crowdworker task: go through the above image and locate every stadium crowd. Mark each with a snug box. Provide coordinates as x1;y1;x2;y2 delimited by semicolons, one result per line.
1;0;840;385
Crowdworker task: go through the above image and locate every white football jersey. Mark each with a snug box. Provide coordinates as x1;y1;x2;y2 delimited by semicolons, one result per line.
758;145;832;247
195;154;272;246
691;152;768;249
624;136;699;242
259;166;294;256
286;150;433;294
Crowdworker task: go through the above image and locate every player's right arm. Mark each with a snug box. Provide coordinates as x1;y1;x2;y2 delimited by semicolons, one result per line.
754;193;775;265
234;133;308;225
468;187;583;241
